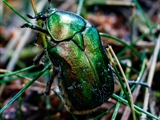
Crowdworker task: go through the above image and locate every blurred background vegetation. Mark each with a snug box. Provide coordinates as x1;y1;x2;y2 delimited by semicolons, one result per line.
0;0;160;120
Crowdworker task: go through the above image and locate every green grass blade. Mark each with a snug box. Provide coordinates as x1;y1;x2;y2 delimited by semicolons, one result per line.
3;0;31;23
0;63;51;113
100;33;142;61
0;65;35;78
112;94;159;120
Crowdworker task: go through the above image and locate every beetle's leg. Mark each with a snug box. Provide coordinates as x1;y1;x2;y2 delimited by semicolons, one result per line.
35;23;44;45
33;47;47;66
21;23;49;35
45;67;59;95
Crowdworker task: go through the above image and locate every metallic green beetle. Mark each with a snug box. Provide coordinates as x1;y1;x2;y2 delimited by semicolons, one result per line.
21;8;114;114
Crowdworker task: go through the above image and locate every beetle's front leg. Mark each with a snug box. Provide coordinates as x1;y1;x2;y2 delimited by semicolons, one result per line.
33;47;47;66
45;67;59;95
21;23;49;35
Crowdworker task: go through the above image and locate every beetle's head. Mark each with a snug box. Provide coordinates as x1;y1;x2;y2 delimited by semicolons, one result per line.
27;9;56;21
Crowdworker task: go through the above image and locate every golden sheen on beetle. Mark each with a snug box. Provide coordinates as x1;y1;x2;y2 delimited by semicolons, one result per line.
21;8;114;114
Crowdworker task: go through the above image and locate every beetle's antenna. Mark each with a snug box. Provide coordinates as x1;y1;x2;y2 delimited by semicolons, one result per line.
27;14;35;19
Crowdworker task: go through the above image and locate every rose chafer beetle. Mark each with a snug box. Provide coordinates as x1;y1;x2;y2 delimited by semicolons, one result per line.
21;7;114;114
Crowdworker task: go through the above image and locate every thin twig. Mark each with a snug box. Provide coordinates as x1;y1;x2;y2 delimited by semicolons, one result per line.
141;35;160;119
121;58;147;120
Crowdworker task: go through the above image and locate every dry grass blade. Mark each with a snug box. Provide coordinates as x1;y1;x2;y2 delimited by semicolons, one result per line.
141;35;160;119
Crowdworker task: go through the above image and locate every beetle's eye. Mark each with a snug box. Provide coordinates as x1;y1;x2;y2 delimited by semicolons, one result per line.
41;15;47;21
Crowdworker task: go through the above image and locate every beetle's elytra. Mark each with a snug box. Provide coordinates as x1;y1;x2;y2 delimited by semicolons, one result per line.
21;8;114;114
